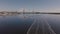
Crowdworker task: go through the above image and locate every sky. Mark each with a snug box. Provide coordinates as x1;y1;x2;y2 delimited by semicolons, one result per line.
0;0;60;12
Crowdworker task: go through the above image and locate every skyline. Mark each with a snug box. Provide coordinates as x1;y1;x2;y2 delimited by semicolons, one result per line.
0;0;60;12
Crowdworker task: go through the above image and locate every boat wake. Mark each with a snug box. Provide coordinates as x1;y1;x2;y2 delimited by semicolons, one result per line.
27;16;56;34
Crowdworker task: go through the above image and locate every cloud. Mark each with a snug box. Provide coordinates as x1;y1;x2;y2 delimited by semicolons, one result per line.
37;8;60;13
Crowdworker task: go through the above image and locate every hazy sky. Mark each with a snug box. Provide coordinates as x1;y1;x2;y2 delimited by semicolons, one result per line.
0;0;60;12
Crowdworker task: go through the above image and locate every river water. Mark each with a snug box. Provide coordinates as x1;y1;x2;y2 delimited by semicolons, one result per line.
0;14;60;34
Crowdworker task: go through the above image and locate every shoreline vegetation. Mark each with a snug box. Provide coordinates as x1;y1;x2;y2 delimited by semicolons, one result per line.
0;11;60;16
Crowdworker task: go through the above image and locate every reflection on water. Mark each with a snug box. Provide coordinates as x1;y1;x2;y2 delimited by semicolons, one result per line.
0;15;33;34
0;14;60;34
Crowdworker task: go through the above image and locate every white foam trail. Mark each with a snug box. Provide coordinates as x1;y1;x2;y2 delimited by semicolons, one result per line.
27;18;38;34
27;15;56;34
41;16;56;34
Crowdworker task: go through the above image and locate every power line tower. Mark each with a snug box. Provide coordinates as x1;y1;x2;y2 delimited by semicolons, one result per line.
32;9;35;14
23;8;26;18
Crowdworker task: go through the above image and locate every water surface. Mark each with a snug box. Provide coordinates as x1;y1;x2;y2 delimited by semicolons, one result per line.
0;14;60;34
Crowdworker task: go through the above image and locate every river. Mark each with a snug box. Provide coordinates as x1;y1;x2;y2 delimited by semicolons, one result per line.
0;14;60;34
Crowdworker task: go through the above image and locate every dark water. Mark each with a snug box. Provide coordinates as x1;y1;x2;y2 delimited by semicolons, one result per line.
0;15;34;34
0;14;60;34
